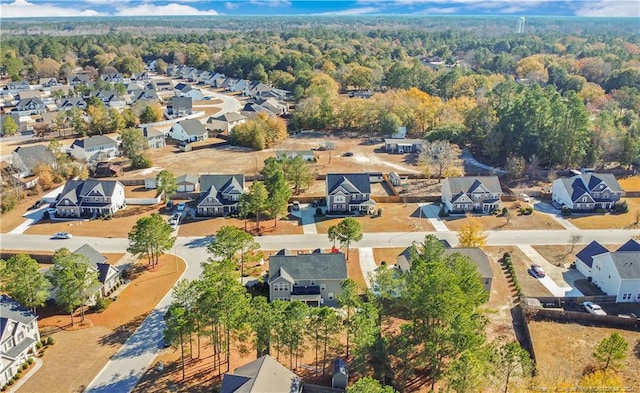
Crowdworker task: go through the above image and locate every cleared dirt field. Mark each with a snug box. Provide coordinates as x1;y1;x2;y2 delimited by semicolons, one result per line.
315;203;435;234
444;204;565;231
24;204;163;238
567;197;640;230
17;254;186;393
528;321;640;388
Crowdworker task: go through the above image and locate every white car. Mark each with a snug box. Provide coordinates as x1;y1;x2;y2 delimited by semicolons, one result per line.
53;232;72;239
521;194;531;203
583;302;606;316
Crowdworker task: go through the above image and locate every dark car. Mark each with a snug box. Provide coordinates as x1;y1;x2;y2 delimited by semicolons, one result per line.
531;264;546;278
166;200;174;210
28;200;45;210
343;152;354;157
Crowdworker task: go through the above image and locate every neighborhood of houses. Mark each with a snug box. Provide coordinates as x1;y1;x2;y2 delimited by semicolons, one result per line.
1;63;639;392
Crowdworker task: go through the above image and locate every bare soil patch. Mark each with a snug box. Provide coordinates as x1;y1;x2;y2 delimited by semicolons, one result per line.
345;251;365;289
125;185;160;198
315;203;435;234
18;255;186;393
177;214;304;237
528;321;640;388
24;204;163;238
567;197;640;230
444;203;565;231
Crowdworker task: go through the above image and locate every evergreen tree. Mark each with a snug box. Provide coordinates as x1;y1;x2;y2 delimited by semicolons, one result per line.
0;254;50;312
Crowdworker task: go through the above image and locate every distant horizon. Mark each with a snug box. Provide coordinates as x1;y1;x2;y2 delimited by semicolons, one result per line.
2;0;639;18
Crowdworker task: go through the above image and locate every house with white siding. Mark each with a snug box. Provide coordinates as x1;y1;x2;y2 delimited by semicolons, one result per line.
0;296;40;387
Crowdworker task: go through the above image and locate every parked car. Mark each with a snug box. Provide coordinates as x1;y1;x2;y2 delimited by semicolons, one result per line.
531;264;546;278
520;194;531;203
166;200;174;210
169;213;182;224
583;302;607;316
53;232;72;239
343;152;354;157
292;201;300;211
28;200;45;210
176;202;186;212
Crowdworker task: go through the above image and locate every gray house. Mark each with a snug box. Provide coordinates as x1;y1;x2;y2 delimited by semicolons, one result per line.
441;176;503;214
552;173;624;211
268;249;347;307
326;173;376;214
196;174;244;216
74;244;121;298
168;96;193;117
0;296;41;387
11;145;57;178
14;98;46;115
396;246;494;294
220;355;302;393
384;138;425;154
176;174;199;192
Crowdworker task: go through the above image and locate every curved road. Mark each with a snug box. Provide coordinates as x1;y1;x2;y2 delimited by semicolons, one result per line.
2;228;638;392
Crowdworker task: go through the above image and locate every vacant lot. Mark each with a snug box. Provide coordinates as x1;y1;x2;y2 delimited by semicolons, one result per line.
315;203;435;234
18;255;186;393
567;197;640;230
444;204;565;231
24;204;162;238
529;321;640;389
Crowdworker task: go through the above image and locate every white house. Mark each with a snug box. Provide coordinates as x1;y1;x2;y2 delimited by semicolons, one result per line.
174;83;203;101
74;244;121;298
575;240;609;279
55;179;126;218
552;173;624;211
0;295;40;387
69;135;118;161
276;150;316;162
205;112;247;134
591;248;640;303
169;119;208;142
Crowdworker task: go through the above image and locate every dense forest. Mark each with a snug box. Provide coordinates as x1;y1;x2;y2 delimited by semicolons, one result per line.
2;16;639;168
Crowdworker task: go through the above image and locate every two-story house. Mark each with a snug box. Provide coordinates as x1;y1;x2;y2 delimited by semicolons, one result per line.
591;243;640;303
325;173;376;214
39;77;61;88
169;118;207;142
552;173;624;211
68;74;91;86
74;244;121;298
58;97;88;111
173;83;203;101
149;78;173;91
0;296;41;387
220;355;302;393
11;145;58;178
167;96;193;118
196;174;244;217
69;135;118;161
14;98;46;115
143;127;166;149
441;176;503;213
92;91;126;108
100;73;125;84
55;179;125;218
205;112;247;134
268;249;347;307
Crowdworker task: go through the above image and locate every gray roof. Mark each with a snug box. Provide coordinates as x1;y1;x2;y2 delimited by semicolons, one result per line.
72;135;117;149
268;250;347;283
171;96;192;109
199;174;244;194
556;173;624;203
176;119;206;136
143;127;164;138
443;176;503;195
397;245;492;279
57;179;123;207
13;145;57;171
0;295;37;326
210;112;246;122
384;138;425;145
326;173;371;195
610;252;640;279
576;240;609;268
220;355;301;393
177;174;198;185
73;244;117;284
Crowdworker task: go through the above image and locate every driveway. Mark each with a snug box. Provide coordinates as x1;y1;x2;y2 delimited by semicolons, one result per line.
421;203;449;232
198;88;242;115
533;201;578;230
358;247;377;289
290;204;317;235
518;245;583;297
460;148;507;175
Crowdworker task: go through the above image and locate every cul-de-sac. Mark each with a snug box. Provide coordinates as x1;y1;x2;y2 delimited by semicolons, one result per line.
1;6;639;393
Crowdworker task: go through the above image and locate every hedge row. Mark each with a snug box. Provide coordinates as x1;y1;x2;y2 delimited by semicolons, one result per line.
502;252;523;298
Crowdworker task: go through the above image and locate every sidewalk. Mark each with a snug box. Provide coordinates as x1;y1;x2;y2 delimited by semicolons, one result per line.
533;201;579;230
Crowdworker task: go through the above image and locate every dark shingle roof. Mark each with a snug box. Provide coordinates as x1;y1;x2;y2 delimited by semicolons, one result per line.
268;251;347;283
443;176;502;195
72;135;117;149
0;295;37;326
326;173;371;195
576;241;609;268
617;239;640;252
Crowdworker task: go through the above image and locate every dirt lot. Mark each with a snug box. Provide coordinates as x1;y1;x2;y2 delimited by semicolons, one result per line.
24;204;163;238
567;197;640;230
528;321;640;388
17;254;186;393
315;203;435;234
484;246;552;297
444;203;565;231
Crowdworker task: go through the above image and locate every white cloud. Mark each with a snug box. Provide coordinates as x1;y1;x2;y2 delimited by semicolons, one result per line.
248;0;292;7
575;0;640;17
84;0;121;4
2;0;102;18
225;1;240;9
114;2;219;16
413;7;459;14
317;6;381;15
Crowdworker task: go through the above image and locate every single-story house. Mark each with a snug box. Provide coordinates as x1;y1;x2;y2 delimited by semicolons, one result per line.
176;174;198;193
268;249;347;307
384;138;424;154
169;119;207;142
276;150;316;162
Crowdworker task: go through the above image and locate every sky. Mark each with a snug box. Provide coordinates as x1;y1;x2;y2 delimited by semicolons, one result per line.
1;0;639;18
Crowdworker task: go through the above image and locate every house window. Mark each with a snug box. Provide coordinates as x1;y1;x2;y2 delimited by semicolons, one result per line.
328;293;334;300
582;197;587;202
334;195;345;203
273;282;289;292
320;284;326;291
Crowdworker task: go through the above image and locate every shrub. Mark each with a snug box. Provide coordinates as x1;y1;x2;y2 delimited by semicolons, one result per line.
519;206;533;215
502;207;509;216
438;207;449;217
492;209;500;215
614;201;629;213
315;207;323;216
6;379;14;386
21;363;28;370
0;194;18;213
595;208;607;213
377;208;382;217
561;207;572;216
36;341;43;349
27;358;33;365
93;297;107;313
14;372;21;380
46;336;55;345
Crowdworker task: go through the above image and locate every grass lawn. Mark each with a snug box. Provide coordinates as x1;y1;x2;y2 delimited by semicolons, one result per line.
372;247;406;267
18;254;186;393
24;204;164;238
444;203;565;231
0;189;57;233
618;175;640;191
532;244;620;267
315;203;435;234
177;214;304;237
529;321;640;389
566;197;640;230
484;246;552;297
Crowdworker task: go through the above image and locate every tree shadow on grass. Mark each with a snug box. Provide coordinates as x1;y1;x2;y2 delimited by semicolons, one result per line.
97;313;149;348
634;339;640;360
